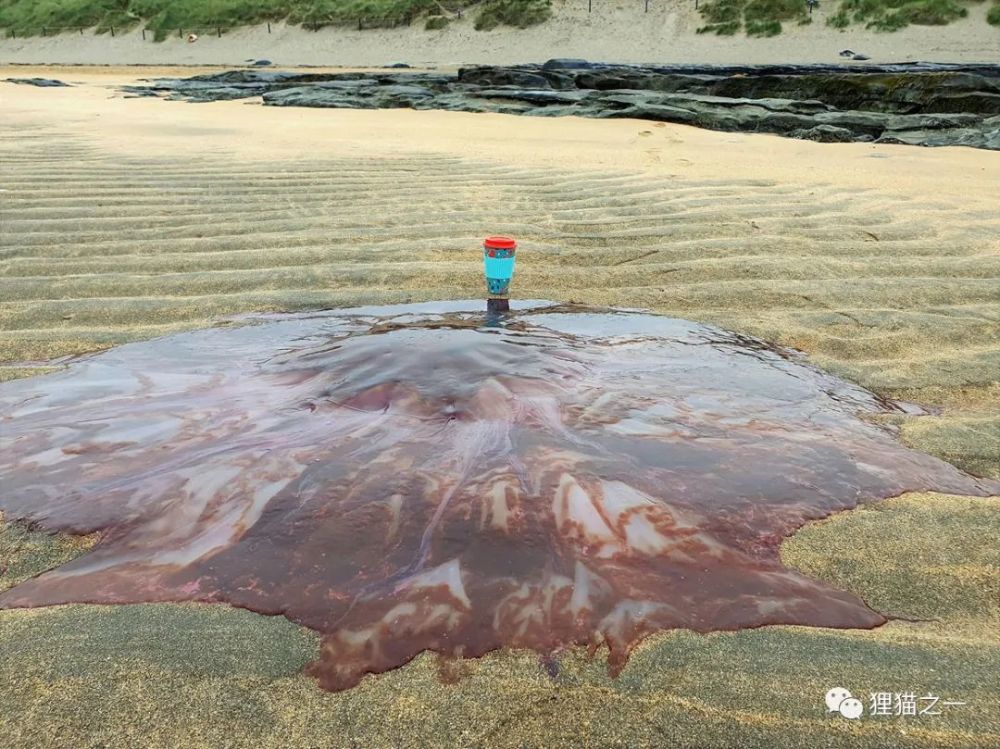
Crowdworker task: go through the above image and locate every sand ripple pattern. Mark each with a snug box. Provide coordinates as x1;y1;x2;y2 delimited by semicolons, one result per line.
0;127;997;475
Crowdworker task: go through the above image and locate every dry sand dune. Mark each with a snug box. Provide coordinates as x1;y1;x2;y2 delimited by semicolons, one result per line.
0;69;998;748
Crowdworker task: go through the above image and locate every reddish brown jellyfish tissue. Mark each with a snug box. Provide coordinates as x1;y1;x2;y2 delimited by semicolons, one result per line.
1;301;996;691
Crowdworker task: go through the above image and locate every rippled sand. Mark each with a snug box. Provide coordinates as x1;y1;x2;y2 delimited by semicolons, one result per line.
0;68;997;748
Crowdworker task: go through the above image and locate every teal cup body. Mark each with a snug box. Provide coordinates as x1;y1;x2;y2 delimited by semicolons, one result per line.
483;236;517;297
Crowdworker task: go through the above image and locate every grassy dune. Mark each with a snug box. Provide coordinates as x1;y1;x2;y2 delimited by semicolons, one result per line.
827;0;1000;31
0;0;552;38
694;0;1000;36
1;0;994;40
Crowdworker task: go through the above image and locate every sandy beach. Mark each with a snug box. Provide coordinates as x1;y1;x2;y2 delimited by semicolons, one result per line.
1;67;998;748
2;3;999;67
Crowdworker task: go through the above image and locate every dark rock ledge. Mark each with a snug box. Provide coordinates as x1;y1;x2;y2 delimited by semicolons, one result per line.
5;77;72;87
122;61;1000;150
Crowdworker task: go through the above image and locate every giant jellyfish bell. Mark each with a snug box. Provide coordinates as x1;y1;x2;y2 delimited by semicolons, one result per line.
0;300;996;691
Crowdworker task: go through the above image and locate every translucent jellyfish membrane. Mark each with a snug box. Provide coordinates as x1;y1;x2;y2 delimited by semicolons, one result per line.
1;301;996;690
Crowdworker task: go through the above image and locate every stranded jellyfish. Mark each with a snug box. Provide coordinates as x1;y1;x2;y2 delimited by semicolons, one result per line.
1;301;996;691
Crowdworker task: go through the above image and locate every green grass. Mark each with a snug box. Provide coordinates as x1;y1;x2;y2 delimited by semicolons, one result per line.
0;0;550;38
697;0;810;37
2;0;993;38
986;0;1000;24
473;0;550;30
826;0;980;32
424;13;449;29
698;0;991;34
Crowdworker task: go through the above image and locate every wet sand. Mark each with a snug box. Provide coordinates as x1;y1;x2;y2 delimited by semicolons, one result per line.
0;67;998;748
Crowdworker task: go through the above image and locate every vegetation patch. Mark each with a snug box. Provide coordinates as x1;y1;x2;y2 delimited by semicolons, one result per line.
287;0;441;32
697;0;809;37
697;0;990;34
0;0;550;39
424;13;449;29
474;0;551;30
826;0;978;32
987;0;1000;24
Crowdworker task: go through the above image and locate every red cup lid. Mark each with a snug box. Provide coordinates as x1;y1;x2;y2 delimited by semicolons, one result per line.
484;235;517;249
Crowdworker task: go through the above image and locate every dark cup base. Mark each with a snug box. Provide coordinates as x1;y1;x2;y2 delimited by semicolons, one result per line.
486;298;510;313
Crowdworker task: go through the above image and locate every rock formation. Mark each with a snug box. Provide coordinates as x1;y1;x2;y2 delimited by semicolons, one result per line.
123;61;1000;150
